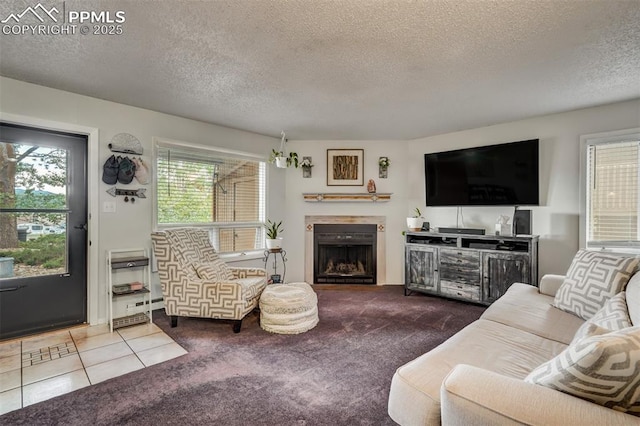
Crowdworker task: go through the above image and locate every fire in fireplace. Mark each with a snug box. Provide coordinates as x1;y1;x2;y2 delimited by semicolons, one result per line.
314;224;377;284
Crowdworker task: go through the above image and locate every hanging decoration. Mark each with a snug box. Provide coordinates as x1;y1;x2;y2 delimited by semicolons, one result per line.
268;131;299;168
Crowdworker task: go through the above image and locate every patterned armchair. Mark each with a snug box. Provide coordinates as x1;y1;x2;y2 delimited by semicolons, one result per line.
151;228;267;333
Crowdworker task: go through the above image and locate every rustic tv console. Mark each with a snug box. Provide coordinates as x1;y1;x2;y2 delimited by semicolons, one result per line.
404;231;538;305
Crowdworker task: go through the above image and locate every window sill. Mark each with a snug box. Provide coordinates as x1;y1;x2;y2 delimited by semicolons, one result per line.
219;250;265;263
585;245;640;255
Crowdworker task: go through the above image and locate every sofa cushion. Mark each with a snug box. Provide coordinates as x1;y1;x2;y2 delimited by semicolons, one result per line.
553;250;640;320
481;283;584;345
572;292;632;343
526;326;640;416
388;318;567;426
626;273;640;326
195;260;234;282
442;364;640;426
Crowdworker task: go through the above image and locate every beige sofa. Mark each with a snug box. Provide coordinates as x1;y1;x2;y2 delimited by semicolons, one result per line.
388;274;640;425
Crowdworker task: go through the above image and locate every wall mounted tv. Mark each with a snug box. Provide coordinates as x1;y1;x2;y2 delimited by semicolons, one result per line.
424;139;539;206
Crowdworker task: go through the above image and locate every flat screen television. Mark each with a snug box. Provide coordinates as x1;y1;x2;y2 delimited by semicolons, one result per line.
425;139;539;206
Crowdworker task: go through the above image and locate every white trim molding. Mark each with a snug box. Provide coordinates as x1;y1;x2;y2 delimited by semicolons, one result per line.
0;112;101;325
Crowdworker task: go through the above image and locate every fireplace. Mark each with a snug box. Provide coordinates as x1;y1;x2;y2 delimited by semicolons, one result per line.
305;215;386;285
314;224;377;284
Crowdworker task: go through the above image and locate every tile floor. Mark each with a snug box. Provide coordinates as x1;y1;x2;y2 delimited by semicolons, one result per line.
0;322;187;416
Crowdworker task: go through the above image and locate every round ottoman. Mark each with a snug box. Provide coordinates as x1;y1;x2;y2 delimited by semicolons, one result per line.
259;282;319;334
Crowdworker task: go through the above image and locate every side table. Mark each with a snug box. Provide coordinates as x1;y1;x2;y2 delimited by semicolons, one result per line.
263;248;287;283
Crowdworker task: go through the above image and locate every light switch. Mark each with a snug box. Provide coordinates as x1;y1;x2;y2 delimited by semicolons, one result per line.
103;201;116;213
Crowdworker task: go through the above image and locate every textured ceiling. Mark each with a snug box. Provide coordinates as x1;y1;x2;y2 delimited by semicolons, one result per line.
1;0;639;140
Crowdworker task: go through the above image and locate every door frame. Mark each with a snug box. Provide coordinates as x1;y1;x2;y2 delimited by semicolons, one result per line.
0;112;100;326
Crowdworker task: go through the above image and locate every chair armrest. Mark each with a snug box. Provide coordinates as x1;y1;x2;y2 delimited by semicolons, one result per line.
229;267;267;279
539;274;565;297
441;364;639;426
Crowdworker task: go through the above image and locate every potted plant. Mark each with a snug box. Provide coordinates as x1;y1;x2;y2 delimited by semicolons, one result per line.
406;207;424;231
300;157;313;169
268;131;299;168
269;149;287;168
269;149;300;169
300;157;313;177
379;156;390;178
264;219;284;250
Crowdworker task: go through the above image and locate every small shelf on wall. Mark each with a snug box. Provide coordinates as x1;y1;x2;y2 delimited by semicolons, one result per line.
303;193;392;203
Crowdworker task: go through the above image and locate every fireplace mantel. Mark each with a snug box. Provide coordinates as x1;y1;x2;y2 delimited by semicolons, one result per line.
303;193;392;202
305;216;387;285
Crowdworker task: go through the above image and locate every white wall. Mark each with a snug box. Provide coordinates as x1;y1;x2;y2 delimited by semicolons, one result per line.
283;140;409;284
0;77;283;325
283;100;640;284
407;99;640;277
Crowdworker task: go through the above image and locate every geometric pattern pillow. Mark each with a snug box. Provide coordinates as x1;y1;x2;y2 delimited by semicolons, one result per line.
570;322;611;345
571;292;632;344
589;291;632;330
626;273;640;326
553;250;640;320
195;259;234;282
525;326;640;416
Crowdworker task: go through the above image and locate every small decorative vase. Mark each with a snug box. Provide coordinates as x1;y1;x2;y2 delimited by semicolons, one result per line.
367;179;376;193
301;156;313;178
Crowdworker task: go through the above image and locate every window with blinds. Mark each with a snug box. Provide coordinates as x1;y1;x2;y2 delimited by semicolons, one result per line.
586;137;639;248
155;142;266;254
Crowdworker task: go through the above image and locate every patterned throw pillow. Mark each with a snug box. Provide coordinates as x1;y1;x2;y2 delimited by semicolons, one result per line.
526;326;640;416
553;250;640;320
571;322;611;344
571;292;632;344
195;259;233;282
626;273;640;326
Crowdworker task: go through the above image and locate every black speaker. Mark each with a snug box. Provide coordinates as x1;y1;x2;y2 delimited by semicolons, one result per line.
420;222;430;231
513;210;532;235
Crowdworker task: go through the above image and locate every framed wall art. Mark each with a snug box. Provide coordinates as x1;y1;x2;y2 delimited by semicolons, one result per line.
327;149;364;186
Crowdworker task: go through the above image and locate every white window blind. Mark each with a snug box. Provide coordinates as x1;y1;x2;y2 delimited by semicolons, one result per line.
155;143;266;254
586;138;639;248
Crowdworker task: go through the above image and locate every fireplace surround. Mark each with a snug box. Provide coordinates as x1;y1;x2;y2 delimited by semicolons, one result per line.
305;216;387;285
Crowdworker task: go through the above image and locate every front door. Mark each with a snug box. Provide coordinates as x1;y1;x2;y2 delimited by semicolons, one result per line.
0;123;88;340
